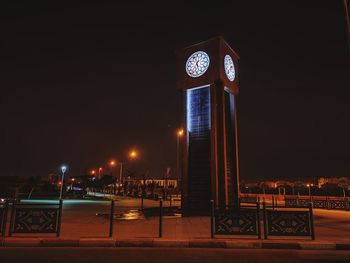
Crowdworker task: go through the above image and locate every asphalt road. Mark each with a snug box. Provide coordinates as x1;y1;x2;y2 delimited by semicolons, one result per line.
1;248;350;263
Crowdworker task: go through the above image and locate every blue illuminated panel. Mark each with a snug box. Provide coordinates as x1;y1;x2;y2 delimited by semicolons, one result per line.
186;86;211;212
224;90;237;207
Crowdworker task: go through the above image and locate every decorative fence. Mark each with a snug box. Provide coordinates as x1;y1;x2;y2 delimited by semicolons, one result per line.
211;202;261;238
210;200;315;240
0;201;8;237
263;203;315;240
9;200;63;237
285;196;350;211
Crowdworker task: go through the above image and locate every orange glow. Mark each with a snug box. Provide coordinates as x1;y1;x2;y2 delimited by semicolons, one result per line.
129;150;138;159
91;170;96;175
110;160;116;166
98;167;103;171
71;178;75;182
177;129;184;136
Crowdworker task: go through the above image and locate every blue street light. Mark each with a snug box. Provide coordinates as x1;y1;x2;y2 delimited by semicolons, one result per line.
61;165;67;173
59;165;68;200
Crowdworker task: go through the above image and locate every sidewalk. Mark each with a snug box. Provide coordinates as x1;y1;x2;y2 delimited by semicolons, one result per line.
2;196;350;250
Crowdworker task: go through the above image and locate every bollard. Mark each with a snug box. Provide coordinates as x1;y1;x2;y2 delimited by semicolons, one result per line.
309;202;315;240
159;198;163;238
109;200;115;238
210;200;214;238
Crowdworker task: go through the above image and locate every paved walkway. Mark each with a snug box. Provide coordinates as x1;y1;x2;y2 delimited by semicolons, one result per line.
3;196;350;244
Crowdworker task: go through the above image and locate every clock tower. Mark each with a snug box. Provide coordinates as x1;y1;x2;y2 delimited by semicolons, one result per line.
177;36;240;215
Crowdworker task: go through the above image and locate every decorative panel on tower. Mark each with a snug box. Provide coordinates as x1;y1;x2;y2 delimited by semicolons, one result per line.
177;36;241;215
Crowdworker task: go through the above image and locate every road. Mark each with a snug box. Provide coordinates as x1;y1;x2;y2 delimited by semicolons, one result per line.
1;248;350;263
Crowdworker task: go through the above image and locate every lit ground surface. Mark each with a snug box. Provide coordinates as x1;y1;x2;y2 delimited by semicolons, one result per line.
1;248;350;263
6;197;350;241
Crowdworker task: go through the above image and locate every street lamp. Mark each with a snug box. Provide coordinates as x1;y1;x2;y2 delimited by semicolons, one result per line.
109;160;117;194
109;160;116;176
118;162;123;188
129;150;138;159
59;165;67;200
306;184;313;197
176;129;184;191
98;167;103;179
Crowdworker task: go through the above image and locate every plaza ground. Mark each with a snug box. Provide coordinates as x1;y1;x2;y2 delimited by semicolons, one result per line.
4;196;350;242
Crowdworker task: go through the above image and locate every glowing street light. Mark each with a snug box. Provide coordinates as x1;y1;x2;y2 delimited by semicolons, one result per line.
176;129;184;189
59;165;67;200
129;150;138;159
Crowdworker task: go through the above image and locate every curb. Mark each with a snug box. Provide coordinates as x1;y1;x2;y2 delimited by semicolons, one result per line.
0;238;349;250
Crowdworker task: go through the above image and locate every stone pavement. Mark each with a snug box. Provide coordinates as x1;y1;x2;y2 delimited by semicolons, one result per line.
1;196;350;250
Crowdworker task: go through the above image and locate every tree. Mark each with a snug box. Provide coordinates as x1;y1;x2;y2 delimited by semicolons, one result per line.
338;177;350;198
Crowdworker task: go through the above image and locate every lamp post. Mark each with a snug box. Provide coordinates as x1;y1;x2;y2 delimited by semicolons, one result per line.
98;167;103;179
307;184;313;197
118;162;123;194
59;165;67;200
176;129;184;191
109;160;116;194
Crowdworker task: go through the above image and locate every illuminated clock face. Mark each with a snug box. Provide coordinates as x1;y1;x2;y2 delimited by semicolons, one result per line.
185;51;210;78
224;54;235;81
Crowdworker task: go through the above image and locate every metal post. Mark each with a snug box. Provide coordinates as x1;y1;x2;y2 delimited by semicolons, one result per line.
210;200;214;238
176;135;179;186
119;163;123;194
159;198;163;238
297;195;300;207
309;202;315;240
59;171;66;200
141;195;144;211
109;200;115;238
256;201;261;239
262;201;267;240
57;199;63;237
1;202;8;238
8;201;16;237
272;196;275;210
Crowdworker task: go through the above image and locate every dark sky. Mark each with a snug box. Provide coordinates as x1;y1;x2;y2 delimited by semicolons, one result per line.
0;1;349;180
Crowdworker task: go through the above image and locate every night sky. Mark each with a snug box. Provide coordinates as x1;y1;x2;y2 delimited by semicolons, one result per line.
1;1;349;180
